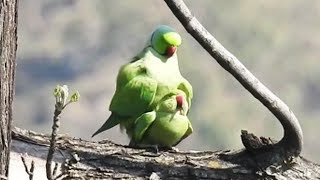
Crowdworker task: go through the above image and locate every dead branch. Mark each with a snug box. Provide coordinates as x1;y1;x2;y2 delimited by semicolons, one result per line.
20;155;34;180
10;127;319;180
163;0;303;157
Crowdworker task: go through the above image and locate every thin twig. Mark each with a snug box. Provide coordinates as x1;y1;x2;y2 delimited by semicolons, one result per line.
53;162;59;177
21;156;29;175
163;0;303;156
30;161;34;179
46;86;80;179
46;107;62;180
20;156;35;180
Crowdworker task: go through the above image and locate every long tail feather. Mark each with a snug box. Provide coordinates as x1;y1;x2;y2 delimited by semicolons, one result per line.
91;113;120;137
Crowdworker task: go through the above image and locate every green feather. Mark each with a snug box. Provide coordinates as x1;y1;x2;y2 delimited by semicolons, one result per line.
92;25;193;140
92;113;122;137
131;92;193;147
132;112;156;142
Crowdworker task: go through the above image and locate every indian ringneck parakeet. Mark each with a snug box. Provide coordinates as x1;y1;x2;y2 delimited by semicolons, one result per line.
131;90;193;148
92;25;193;140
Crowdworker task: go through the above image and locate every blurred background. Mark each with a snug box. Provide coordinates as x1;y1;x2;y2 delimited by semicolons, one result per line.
16;1;319;162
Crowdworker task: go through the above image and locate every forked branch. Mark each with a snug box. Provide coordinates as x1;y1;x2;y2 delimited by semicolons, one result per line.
164;0;303;156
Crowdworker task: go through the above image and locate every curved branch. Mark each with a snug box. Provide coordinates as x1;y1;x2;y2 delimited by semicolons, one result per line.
164;0;303;156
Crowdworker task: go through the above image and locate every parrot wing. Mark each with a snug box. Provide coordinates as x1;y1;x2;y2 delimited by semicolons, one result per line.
173;120;193;146
110;59;158;117
132;111;157;143
110;75;158;116
92;52;158;137
92;73;158;137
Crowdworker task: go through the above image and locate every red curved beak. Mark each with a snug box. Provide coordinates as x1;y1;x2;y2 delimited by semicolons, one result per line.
176;95;183;109
165;46;176;57
176;95;185;115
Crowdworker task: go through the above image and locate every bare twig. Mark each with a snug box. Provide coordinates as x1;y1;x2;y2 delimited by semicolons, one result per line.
30;161;34;179
21;156;29;175
164;0;303;156
21;155;35;180
46;108;62;180
52;162;59;177
46;85;80;180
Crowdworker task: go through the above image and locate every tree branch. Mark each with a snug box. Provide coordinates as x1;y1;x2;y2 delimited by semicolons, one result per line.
10;127;320;180
0;0;18;178
164;0;303;156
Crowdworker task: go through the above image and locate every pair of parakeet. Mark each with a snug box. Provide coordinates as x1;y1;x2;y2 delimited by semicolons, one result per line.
92;25;193;149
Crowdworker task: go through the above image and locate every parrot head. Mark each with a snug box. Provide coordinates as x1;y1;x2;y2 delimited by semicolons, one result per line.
151;25;182;57
176;94;188;116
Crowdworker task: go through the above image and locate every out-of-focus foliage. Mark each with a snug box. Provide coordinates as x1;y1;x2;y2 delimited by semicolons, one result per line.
16;1;320;162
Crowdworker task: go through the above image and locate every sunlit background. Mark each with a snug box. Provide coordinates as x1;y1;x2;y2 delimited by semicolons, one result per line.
16;1;320;162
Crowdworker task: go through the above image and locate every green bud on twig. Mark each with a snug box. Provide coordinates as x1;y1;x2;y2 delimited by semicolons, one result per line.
53;85;62;98
70;91;80;102
48;84;80;179
53;84;80;110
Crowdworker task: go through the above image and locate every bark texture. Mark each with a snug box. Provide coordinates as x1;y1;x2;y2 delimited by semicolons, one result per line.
11;127;320;180
0;0;18;178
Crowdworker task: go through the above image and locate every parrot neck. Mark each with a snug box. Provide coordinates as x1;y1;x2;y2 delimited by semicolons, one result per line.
143;47;182;80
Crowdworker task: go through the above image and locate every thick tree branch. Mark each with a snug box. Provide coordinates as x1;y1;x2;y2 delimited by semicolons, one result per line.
0;0;18;178
164;0;303;156
10;127;320;180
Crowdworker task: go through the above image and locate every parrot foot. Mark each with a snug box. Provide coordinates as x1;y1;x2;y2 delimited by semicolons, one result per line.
145;145;160;154
129;143;160;153
148;146;179;153
128;141;179;153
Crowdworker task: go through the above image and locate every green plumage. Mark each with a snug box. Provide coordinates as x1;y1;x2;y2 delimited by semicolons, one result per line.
131;91;193;147
92;25;193;144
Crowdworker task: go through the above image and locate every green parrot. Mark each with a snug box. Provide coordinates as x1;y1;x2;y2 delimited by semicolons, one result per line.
131;90;193;148
92;25;193;138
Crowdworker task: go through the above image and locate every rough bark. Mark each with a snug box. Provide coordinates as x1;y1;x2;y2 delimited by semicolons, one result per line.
0;0;18;179
10;127;320;180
